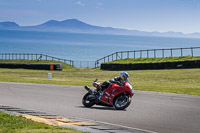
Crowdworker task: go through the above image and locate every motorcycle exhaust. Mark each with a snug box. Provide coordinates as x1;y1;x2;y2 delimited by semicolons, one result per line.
84;86;93;94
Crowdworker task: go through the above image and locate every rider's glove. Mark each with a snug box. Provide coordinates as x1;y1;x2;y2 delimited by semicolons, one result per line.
116;81;121;86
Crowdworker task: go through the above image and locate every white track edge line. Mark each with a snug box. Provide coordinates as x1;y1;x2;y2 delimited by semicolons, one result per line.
74;116;157;133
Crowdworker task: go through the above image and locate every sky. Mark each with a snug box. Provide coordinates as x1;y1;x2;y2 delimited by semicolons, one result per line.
0;0;200;33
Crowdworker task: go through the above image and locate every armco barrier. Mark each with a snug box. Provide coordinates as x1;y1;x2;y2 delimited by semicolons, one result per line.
0;63;62;70
101;60;200;70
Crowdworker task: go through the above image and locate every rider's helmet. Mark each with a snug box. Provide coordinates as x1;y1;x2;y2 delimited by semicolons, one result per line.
120;72;129;81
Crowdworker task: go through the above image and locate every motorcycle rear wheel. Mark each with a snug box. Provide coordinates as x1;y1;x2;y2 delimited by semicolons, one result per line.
114;94;131;110
82;93;95;107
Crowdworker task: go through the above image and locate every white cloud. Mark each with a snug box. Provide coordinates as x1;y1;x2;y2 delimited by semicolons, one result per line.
96;3;103;9
75;1;85;6
97;3;103;6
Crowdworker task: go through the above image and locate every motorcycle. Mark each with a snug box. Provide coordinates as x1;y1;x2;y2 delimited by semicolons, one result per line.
82;79;134;110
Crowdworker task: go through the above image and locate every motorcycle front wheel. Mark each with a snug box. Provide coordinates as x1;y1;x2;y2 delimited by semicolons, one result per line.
82;92;95;107
114;94;131;110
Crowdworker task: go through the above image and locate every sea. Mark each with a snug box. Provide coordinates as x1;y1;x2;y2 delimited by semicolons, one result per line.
0;30;200;67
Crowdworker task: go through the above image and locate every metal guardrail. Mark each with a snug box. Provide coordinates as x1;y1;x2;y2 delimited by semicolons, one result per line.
95;47;200;67
0;53;74;66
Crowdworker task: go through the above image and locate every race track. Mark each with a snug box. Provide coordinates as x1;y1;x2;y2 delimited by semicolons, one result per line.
0;82;200;133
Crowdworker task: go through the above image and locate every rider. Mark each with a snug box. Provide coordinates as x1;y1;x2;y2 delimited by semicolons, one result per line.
100;72;130;91
109;72;129;85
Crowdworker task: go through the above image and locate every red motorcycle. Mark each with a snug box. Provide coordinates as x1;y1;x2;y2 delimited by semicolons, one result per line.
82;79;134;110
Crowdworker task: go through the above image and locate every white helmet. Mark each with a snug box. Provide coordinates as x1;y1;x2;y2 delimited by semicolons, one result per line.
120;72;129;81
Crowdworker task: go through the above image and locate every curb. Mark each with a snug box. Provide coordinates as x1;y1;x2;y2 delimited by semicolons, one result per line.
0;105;156;133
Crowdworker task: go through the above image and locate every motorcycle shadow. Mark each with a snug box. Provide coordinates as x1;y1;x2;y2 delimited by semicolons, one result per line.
77;106;126;111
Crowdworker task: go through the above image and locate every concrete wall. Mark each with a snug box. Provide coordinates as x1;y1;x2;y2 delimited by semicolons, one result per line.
101;60;200;70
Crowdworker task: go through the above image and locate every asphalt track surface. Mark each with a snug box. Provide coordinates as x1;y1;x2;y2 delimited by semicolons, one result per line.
0;82;200;133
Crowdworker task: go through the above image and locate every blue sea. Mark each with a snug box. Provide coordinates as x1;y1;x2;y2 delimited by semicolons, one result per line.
0;30;200;67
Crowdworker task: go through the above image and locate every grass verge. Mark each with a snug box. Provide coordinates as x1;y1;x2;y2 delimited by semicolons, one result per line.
0;59;200;95
106;56;200;64
0;111;81;133
0;68;199;95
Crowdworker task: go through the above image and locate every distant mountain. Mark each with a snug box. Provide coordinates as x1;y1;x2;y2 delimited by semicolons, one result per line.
0;21;19;29
24;19;114;33
0;19;200;38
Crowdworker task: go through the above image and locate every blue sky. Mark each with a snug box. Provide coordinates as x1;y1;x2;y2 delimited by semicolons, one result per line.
0;0;200;33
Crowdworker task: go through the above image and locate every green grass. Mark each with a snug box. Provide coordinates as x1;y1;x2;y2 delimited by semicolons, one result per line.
0;59;200;95
0;111;82;133
106;56;200;64
0;68;199;95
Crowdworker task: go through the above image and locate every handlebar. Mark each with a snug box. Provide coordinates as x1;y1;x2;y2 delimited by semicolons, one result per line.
93;79;98;82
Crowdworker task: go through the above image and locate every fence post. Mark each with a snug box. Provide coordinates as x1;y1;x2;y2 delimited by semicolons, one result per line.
162;49;164;58
96;61;98;68
140;50;142;58
153;49;156;58
116;52;118;60
134;51;136;58
191;47;193;57
121;52;123;59
112;54;113;61
147;50;149;58
181;48;183;57
127;51;129;58
171;49;173;57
